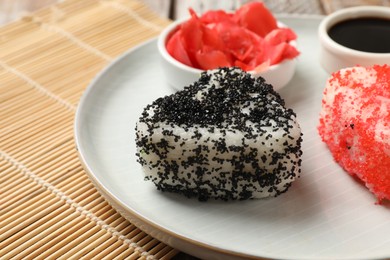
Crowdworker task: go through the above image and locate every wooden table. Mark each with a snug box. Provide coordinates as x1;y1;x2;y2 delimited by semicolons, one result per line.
142;0;389;19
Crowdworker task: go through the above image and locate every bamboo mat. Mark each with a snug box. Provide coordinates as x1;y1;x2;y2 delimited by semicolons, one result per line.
0;0;180;259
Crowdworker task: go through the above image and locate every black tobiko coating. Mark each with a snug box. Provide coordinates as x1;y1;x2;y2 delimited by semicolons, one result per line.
140;67;294;131
136;67;302;201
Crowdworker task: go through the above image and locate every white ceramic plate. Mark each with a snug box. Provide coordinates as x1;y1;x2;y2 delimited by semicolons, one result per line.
74;17;390;260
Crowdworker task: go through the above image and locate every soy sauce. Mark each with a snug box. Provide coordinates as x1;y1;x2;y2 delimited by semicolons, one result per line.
328;17;390;53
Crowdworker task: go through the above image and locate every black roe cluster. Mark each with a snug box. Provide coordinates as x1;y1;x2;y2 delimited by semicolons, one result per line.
135;67;303;201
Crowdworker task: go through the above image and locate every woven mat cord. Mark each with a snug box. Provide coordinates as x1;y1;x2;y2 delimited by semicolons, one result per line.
0;0;177;259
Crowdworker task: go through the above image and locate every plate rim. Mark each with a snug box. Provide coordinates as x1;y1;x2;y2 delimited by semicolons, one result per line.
74;38;267;260
74;15;389;260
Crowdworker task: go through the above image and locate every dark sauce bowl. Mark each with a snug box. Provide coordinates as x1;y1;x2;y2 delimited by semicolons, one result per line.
318;6;390;74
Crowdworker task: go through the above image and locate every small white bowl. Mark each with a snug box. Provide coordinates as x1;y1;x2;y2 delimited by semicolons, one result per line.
157;18;297;91
318;6;390;74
